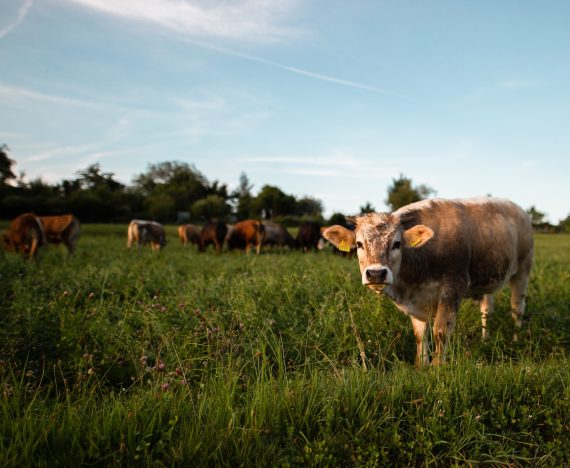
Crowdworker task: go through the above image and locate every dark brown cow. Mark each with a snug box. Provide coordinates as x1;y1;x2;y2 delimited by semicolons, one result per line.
39;214;80;254
200;222;228;254
3;213;45;259
178;224;201;248
296;221;322;253
127;220;166;251
227;220;265;255
262;221;296;249
323;197;534;367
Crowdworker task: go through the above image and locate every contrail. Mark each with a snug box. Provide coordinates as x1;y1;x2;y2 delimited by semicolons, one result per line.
176;36;402;96
0;0;33;39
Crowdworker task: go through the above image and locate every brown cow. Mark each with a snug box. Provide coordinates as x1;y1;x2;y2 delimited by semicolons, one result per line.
39;214;81;255
296;221;322;253
227;220;265;254
127;220;166;251
323;197;534;367
178;224;201;248
200;222;228;254
3;213;45;259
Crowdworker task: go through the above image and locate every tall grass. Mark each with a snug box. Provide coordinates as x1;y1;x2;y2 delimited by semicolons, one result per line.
1;227;569;465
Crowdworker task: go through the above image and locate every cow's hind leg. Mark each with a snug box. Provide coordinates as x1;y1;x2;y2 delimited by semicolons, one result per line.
411;316;429;368
480;294;494;340
510;262;532;341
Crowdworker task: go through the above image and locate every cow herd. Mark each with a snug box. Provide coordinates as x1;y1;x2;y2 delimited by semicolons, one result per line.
128;218;326;255
2;197;535;366
1;213;330;258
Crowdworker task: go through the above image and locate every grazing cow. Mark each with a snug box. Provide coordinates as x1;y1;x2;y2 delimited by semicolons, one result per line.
178;224;201;248
262;221;296;249
200;222;228;254
296;221;322;253
227;220;265;255
323;197;534;367
3;213;45;259
127;220;166;251
39;214;81;255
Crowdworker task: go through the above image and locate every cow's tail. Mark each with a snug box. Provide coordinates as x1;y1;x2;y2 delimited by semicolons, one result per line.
29;215;45;259
35;215;47;246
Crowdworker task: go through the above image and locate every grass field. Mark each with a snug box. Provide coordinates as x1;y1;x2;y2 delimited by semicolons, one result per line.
1;224;569;466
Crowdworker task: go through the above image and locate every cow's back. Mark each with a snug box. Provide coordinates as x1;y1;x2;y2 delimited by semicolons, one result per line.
40;214;80;252
395;198;533;296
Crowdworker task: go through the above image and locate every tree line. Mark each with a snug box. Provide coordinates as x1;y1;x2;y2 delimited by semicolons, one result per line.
0;145;329;225
1;144;568;231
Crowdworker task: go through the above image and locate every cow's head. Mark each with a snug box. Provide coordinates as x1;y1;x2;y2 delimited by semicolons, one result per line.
3;233;14;252
323;213;434;290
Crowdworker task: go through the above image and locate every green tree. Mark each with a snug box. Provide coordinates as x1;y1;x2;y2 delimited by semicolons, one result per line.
232;172;254;220
0;144;16;185
385;174;435;211
147;192;176;222
359;202;375;214
526;206;546;227
559;214;570;233
252;185;296;219
328;212;350;226
132;161;210;215
75;163;124;191
296;196;323;217
191;195;231;222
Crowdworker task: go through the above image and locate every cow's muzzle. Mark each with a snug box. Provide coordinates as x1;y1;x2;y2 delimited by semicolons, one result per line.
362;264;393;288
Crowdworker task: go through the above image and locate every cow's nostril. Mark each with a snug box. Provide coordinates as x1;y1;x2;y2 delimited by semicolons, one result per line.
366;267;388;283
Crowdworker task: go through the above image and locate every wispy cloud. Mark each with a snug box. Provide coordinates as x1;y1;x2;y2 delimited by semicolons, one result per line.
498;80;539;90
66;0;301;42
0;83;114;110
0;0;32;39
64;0;396;95
241;153;393;180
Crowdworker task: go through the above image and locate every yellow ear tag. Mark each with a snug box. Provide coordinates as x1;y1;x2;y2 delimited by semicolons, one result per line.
409;237;421;248
338;240;351;252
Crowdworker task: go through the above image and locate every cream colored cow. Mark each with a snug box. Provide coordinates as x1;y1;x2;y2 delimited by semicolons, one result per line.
323;197;534;367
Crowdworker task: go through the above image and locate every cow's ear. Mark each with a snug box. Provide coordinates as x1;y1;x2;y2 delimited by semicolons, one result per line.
403;225;434;248
322;225;356;252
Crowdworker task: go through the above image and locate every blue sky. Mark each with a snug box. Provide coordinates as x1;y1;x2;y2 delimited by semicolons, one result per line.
1;0;569;222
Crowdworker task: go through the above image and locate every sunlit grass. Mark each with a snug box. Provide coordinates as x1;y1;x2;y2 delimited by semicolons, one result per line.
1;228;569;465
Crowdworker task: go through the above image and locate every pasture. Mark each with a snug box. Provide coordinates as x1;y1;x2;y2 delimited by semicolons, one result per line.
1;224;569;466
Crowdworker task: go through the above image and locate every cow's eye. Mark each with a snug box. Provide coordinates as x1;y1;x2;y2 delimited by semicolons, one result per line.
392;241;401;250
356;241;363;249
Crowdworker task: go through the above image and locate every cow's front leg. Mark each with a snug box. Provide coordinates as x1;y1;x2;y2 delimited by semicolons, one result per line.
432;287;461;366
480;294;494;340
410;316;429;368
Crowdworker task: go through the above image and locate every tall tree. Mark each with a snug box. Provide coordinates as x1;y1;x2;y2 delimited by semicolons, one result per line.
385;174;434;211
0;144;16;185
75;163;124;191
296;196;323;217
191;195;231;222
231;172;254;220
252;185;296;219
132;161;210;217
